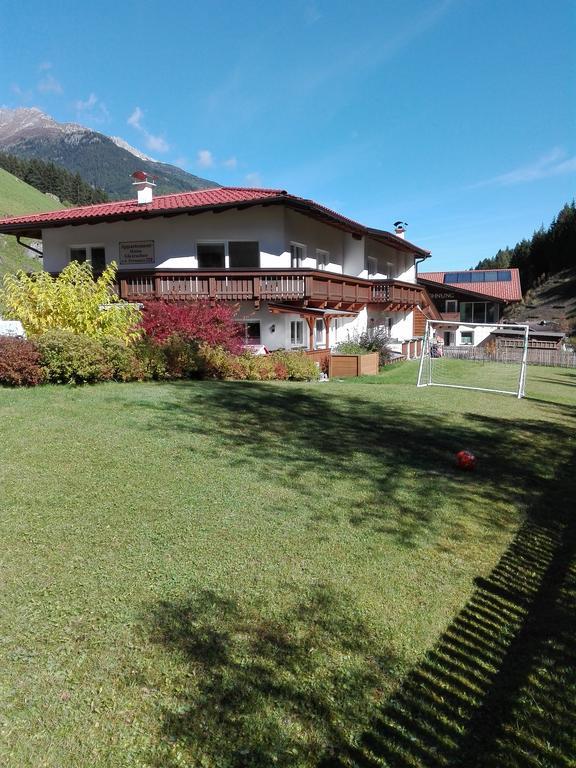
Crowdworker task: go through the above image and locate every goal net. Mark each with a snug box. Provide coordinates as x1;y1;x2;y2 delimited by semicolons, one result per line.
417;320;529;398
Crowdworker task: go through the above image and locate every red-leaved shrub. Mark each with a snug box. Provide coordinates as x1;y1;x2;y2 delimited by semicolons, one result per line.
0;336;44;386
141;300;244;353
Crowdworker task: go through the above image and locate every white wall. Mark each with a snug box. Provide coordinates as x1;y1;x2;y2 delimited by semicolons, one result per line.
41;205;419;287
41;206;287;272
284;209;345;273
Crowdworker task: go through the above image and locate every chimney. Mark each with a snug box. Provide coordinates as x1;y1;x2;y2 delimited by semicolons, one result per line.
393;221;407;239
131;170;157;204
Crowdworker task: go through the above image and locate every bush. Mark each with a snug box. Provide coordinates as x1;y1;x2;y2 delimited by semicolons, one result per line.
1;261;142;342
199;346;319;381
100;337;146;382
38;330;111;384
333;327;392;367
269;350;320;381
162;335;202;379
0;336;44;386
141;300;243;353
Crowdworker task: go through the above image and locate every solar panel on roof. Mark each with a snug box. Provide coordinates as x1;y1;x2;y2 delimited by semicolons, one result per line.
444;270;512;284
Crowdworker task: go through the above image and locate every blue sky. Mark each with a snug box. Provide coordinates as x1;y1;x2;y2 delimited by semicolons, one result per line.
1;0;574;269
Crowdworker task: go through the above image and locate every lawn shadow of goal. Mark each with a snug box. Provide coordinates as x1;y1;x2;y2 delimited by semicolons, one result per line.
322;448;576;768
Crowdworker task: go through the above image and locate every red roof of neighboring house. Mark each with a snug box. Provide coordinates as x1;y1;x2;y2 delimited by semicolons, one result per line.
419;269;522;302
0;186;430;257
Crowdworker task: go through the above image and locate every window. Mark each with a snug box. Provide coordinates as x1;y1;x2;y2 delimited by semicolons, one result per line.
239;321;261;344
460;301;497;323
445;299;458;313
229;241;260;268
70;246;106;271
316;250;329;270
460;332;473;345
367;256;378;277
290;320;305;346
197;243;225;268
314;318;325;348
290;243;306;268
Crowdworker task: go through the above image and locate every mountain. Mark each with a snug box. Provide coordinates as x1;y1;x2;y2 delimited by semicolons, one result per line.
0;108;219;199
0;167;64;279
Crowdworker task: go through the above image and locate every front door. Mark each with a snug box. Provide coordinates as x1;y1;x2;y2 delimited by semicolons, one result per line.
444;331;454;347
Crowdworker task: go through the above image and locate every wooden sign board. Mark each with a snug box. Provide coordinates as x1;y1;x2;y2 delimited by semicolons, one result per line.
119;240;155;265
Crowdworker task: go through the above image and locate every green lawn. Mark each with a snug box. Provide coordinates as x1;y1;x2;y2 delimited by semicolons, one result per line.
0;363;574;767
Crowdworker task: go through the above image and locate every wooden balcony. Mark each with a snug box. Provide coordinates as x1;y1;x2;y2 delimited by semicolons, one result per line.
371;279;426;310
70;268;426;312
117;269;375;309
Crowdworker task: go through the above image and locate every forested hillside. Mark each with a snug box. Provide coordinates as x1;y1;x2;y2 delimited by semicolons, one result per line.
0;152;108;206
475;201;576;291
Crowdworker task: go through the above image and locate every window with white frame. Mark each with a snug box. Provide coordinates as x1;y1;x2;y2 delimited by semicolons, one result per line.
445;299;458;313
314;318;325;347
460;331;474;345
290;243;306;268
197;242;225;268
367;256;378;277
290;320;305;346
239;321;261;344
196;241;260;269
316;249;329;270
70;245;106;271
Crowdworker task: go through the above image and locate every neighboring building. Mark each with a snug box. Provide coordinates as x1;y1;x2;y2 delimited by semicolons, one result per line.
0;181;440;352
484;321;566;351
418;268;523;346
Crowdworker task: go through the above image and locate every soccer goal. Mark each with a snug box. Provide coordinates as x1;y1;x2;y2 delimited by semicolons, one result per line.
417;320;529;398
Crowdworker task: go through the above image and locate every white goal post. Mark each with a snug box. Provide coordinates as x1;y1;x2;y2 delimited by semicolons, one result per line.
417;320;529;398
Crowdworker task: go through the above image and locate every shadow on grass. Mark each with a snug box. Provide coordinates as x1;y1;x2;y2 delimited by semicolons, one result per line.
146;584;397;768
323;448;576;768
132;381;575;548
135;382;576;766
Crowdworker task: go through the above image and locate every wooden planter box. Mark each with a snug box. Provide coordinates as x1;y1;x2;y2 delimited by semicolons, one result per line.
329;351;380;378
304;350;380;377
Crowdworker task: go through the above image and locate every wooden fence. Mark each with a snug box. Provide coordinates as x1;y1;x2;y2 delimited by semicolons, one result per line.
443;346;576;368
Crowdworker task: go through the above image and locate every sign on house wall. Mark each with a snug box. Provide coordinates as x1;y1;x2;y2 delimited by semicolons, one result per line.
119;240;155;265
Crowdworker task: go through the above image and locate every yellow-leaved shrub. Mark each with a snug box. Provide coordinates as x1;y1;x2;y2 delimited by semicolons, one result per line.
1;261;142;342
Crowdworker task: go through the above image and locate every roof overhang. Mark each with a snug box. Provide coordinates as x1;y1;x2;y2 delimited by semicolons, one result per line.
268;303;358;319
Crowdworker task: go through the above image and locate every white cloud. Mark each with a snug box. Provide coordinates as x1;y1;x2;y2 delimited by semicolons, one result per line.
471;148;576;188
145;133;169;153
37;73;63;95
245;172;263;187
197;149;214;168
127;106;169;153
11;83;33;102
128;106;144;129
223;156;237;169
74;93;110;124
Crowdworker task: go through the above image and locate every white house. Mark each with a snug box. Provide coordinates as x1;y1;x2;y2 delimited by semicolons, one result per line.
0;180;439;352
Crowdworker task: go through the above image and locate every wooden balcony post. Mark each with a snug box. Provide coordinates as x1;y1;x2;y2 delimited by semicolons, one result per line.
209;277;217;301
154;274;161;299
324;316;331;350
305;275;313;299
306;316;315;351
119;278;127;299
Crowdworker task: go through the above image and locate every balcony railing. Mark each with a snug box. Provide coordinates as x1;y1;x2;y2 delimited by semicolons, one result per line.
117;269;376;307
48;267;425;310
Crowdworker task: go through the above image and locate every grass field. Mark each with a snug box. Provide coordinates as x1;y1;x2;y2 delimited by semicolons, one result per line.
0;362;574;767
0;167;63;279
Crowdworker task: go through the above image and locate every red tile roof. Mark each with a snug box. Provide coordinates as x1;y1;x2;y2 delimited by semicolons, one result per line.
0;186;430;256
419;269;522;302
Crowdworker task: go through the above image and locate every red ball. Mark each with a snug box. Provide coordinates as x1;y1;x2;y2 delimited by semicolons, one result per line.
456;450;476;470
